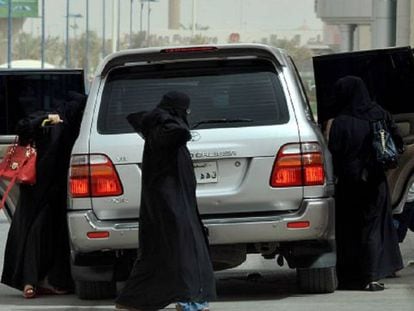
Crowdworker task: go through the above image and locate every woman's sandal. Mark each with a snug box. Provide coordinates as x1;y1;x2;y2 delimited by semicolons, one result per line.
365;281;385;291
175;304;210;311
23;285;36;299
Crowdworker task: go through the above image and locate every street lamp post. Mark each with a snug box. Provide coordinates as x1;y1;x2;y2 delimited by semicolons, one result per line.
7;0;12;68
192;0;197;36
102;0;106;57
140;0;144;33
142;0;157;46
129;0;133;48
66;13;82;67
112;0;117;53
66;0;70;67
41;0;45;68
67;13;83;67
86;0;89;76
147;0;151;44
117;0;120;51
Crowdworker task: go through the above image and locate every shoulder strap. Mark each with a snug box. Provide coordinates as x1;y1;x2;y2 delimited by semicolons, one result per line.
0;175;17;210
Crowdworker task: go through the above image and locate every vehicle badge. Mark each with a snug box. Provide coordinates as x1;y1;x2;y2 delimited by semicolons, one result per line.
116;156;128;162
112;197;129;204
191;131;201;142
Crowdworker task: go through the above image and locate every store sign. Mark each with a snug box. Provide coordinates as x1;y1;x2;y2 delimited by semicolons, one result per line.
0;0;38;18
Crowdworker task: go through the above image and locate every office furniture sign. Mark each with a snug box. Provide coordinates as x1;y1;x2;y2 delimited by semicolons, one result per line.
0;0;38;18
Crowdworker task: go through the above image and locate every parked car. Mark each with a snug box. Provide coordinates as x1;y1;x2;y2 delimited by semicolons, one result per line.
0;69;85;222
313;46;414;215
66;43;336;299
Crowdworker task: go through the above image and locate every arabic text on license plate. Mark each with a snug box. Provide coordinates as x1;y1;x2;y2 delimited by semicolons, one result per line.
194;161;218;184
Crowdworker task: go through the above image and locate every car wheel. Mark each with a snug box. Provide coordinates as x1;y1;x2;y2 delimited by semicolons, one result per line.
297;266;337;293
75;280;116;300
210;244;247;271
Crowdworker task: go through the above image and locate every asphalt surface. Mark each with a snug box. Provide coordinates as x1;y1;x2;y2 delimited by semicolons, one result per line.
0;211;413;311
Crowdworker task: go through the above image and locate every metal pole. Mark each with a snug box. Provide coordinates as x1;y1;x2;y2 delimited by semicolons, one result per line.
117;0;120;50
112;0;117;52
147;1;151;45
86;0;89;76
240;0;243;30
102;0;106;57
192;0;196;36
7;0;12;68
140;0;144;33
41;0;45;68
129;0;133;48
66;0;70;67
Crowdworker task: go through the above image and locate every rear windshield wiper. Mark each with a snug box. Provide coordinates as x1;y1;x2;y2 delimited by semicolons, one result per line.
191;118;253;129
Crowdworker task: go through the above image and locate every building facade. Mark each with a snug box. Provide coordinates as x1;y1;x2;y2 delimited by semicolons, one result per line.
316;0;414;51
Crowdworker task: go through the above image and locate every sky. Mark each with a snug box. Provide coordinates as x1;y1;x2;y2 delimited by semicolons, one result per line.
20;0;323;40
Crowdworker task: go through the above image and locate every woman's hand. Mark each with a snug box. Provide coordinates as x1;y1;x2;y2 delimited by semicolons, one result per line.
47;114;63;125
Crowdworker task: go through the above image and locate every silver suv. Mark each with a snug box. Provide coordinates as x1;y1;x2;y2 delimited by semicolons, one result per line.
66;43;336;299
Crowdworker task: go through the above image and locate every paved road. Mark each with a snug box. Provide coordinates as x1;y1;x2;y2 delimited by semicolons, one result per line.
0;211;413;311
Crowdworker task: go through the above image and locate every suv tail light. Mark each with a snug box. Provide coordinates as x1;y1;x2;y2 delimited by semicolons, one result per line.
270;142;325;187
69;154;123;198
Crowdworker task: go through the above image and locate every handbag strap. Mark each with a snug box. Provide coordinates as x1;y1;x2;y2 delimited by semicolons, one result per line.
0;175;17;210
0;137;33;209
0;137;18;209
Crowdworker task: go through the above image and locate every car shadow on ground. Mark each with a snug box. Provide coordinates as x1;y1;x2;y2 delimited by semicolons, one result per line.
215;268;299;302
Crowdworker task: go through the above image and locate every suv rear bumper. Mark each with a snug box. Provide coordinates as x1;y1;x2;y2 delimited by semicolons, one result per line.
68;198;334;252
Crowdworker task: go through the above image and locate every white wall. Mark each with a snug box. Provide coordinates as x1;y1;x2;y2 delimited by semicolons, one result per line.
316;0;372;24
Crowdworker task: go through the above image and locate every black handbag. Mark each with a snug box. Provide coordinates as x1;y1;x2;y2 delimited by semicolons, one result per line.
370;119;399;170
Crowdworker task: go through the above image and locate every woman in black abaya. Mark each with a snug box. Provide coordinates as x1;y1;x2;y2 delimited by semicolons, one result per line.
328;76;403;291
115;91;216;311
1;92;86;298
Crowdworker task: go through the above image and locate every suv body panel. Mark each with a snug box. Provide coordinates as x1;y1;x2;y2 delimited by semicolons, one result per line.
68;197;334;252
88;124;304;220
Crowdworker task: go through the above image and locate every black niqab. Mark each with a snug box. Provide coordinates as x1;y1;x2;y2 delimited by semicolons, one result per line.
116;92;216;309
158;91;190;125
328;76;403;289
1;93;86;291
334;76;375;119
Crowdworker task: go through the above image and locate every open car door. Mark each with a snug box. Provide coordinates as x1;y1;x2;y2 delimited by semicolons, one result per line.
0;69;85;220
313;46;414;213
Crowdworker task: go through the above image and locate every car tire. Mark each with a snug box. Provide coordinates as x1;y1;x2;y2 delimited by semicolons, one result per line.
210;244;247;271
75;280;116;300
297;266;337;293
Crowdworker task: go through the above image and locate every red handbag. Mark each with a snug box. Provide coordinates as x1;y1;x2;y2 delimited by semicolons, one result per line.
0;142;37;209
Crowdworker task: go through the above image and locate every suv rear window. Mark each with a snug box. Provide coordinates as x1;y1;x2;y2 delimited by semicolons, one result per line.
98;59;289;134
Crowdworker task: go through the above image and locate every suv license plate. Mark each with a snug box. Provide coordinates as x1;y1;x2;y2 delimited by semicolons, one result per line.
194;161;218;184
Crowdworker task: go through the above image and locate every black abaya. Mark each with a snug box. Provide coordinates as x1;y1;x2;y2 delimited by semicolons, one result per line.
116;92;216;310
1;94;86;291
328;76;403;289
